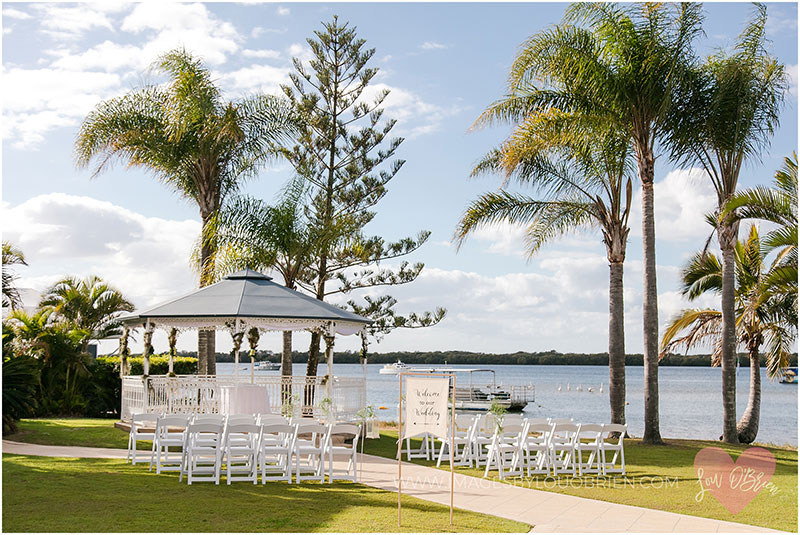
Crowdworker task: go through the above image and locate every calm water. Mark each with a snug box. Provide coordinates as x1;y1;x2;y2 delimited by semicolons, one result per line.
217;362;798;446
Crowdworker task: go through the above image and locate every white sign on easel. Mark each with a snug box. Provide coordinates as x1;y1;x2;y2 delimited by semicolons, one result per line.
403;376;449;440
397;373;455;527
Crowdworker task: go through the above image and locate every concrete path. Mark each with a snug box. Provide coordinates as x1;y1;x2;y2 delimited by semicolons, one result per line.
2;440;778;533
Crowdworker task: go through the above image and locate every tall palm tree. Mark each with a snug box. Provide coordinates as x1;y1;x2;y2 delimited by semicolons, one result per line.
660;226;795;443
2;241;27;310
474;3;703;443
39;275;135;353
75;48;297;375
723;153;797;317
206;181;316;377
457;112;635;429
664;4;786;443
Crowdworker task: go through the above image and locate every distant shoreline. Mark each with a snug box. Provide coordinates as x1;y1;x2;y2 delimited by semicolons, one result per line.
195;349;799;367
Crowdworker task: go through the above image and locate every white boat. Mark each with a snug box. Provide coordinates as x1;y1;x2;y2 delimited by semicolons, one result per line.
408;367;535;412
255;361;281;371
379;361;412;375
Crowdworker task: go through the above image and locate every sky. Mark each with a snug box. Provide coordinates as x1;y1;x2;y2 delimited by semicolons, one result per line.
2;1;798;356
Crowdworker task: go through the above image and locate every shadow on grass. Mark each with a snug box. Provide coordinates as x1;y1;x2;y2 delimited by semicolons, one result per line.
2;454;527;533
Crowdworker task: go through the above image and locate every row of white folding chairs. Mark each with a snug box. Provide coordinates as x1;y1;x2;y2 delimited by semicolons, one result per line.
127;413;360;484
411;416;625;479
126;412;288;465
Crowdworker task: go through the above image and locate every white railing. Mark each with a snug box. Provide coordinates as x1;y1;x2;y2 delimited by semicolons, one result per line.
121;374;366;422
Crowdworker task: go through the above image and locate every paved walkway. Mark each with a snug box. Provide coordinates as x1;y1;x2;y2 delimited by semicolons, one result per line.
3;440;777;533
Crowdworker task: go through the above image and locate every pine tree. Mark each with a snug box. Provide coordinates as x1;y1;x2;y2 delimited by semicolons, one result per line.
281;17;431;378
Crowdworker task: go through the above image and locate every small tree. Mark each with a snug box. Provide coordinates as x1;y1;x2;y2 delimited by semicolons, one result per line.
2;241;27;310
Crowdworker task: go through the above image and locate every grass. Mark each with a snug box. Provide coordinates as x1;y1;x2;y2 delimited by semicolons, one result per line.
7;418;796;531
7;418;132;449
2;454;528;533
364;430;798;532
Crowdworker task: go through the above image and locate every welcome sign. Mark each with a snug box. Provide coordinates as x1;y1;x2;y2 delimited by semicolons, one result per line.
403;376;450;440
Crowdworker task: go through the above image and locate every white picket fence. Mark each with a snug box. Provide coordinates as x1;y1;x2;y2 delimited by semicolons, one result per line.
121;374;365;422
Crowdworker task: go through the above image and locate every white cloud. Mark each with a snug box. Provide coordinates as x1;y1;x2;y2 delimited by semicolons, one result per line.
33;3;115;40
467;222;528;257
629;168;717;242
786;64;798;97
276;6;290;16
219;64;292;94
2;67;122;148
358;83;462;139
3;194;201;310
241;49;282;60
251;26;287;38
3;7;31;20
420;41;447;50
48;41;149;72
120;3;241;66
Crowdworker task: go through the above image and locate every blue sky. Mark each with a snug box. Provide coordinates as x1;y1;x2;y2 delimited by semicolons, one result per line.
2;2;797;355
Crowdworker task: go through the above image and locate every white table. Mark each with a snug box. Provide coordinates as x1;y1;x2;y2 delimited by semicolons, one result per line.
219;384;270;415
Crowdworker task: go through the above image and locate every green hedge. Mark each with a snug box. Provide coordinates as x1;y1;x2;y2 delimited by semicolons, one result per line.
97;355;198;376
81;355;198;418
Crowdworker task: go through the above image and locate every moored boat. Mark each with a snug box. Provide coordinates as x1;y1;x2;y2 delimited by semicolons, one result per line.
379;360;412;375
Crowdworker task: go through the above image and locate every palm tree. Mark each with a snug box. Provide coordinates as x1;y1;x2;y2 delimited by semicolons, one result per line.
75;48;297;375
723;153;797;318
39;275;134;354
664;4;786;443
473;3;703;443
2;241;27;310
660;226;795;443
457;112;635;429
206;182;316;377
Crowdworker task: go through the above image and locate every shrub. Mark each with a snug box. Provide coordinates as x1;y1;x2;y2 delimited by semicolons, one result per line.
97;354;198;376
2;355;40;434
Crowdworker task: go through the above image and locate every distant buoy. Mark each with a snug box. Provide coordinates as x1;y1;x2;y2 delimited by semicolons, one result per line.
379;406;388;410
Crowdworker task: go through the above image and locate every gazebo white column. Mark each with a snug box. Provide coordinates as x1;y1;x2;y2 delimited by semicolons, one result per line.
323;324;336;401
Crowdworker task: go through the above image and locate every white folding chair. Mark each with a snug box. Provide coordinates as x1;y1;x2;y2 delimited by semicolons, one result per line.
150;415;189;474
398;432;436;461
574;424;603;475
526;418;549;425
483;421;527;480
127;412;158;465
259;423;295;483
192;414;226;425
502;414;524;427
600;423;627;476
326;423;360;483
436;414;476;467
257;413;287;425
224;422;260;484
471;414;496;467
548;418;574;425
181;421;223;484
521;422;551;476
294;422;327;482
549;423;579;476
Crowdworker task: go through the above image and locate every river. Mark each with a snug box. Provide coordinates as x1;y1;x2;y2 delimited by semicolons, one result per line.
216;362;797;446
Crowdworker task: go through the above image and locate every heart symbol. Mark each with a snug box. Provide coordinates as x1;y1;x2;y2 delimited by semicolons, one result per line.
694;447;776;515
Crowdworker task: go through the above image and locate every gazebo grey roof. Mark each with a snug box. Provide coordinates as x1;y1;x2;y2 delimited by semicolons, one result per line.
121;268;370;336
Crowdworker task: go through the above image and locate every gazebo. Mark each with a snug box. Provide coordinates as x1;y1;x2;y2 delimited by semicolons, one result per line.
118;269;371;421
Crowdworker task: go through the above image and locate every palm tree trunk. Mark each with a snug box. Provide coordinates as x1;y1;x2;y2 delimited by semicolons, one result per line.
719;222;739;443
608;261;626;427
281;331;293;376
736;347;761;444
198;209;216;376
638;157;663;445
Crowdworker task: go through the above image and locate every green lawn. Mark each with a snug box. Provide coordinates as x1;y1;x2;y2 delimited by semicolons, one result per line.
7;418;133;449
6;418;797;532
365;431;798;532
2;454;528;533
